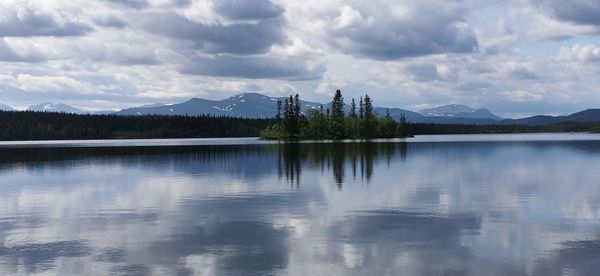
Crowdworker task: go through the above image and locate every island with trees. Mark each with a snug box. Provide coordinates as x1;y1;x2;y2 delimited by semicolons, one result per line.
260;90;409;140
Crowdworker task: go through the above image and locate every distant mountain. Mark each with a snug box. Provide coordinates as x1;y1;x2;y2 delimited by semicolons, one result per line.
117;93;322;118
90;110;118;115
21;93;597;126
0;103;14;111
419;104;502;120
27;103;83;114
503;109;600;125
114;93;505;124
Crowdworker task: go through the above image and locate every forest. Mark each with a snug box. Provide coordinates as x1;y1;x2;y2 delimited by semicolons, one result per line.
407;122;598;135
260;90;409;140
0;111;274;141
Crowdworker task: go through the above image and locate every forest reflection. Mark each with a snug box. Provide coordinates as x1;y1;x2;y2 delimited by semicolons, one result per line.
277;142;407;189
0;142;407;191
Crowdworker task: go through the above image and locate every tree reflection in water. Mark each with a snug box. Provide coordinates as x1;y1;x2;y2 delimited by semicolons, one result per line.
277;142;407;190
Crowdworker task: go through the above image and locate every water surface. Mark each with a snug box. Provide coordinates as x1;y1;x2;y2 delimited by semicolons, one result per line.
1;134;600;275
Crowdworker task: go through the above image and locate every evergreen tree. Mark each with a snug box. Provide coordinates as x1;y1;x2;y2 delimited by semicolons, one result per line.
379;109;397;138
359;97;364;120
294;94;303;138
276;100;282;122
330;89;346;139
343;98;359;138
305;106;329;139
349;98;357;119
397;113;408;138
282;98;291;139
363;94;375;138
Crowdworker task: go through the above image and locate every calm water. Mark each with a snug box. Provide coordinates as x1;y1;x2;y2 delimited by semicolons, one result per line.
1;134;600;275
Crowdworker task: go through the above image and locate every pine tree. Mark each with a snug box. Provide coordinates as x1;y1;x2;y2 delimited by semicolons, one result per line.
397;113;408;138
305;106;328;139
330;89;346;139
379;108;397;138
293;94;302;138
359;97;364;120
282;98;290;138
346;98;360;139
276;100;282;121
349;98;357;119
363;94;375;138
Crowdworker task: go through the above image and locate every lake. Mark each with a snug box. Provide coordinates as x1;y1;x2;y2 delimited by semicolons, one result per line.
1;133;600;275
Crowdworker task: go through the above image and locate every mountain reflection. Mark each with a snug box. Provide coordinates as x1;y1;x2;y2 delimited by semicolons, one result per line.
278;142;407;189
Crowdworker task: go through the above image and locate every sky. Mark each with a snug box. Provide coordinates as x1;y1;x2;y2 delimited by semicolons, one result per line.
0;0;599;117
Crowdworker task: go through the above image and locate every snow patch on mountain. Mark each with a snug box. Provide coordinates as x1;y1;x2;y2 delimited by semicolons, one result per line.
0;103;14;111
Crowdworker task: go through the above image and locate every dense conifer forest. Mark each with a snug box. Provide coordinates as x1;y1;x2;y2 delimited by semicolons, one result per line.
407;122;598;135
0;111;274;141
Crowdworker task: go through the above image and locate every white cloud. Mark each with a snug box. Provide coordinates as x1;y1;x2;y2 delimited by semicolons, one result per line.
15;74;108;95
334;6;363;29
504;90;543;102
556;44;600;63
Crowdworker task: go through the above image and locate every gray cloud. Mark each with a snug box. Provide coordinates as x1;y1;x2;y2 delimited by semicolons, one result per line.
534;0;600;26
103;0;148;9
215;0;283;20
182;55;325;80
103;0;190;9
508;66;539;80
328;3;478;60
0;40;43;62
407;64;442;82
93;14;128;28
143;12;286;55
0;6;92;37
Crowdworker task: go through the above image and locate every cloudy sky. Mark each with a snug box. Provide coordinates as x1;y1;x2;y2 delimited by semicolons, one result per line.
0;0;599;117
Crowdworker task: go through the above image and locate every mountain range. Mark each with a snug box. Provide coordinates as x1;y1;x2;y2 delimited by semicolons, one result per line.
27;103;84;114
0;103;14;111
1;92;599;125
419;104;501;120
116;93;503;124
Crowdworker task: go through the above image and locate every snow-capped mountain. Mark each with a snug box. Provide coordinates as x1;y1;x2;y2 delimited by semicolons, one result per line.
14;94;504;124
0;103;14;111
27;103;83;114
418;104;501;120
115;93;500;124
117;93;324;118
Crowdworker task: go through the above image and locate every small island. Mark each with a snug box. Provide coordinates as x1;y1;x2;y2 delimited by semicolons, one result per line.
260;90;409;140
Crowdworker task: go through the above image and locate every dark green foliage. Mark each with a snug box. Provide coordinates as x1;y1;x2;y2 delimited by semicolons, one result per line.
261;90;409;140
397;114;409;138
362;95;376;138
406;122;597;135
349;98;357;119
330;90;346;139
359;97;364;120
303;107;330;139
378;109;397;138
0;111;274;141
282;95;302;139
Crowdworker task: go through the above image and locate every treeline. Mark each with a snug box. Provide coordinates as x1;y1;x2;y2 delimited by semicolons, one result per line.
1;104;597;142
407;122;599;135
0;111;274;141
260;90;409;140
